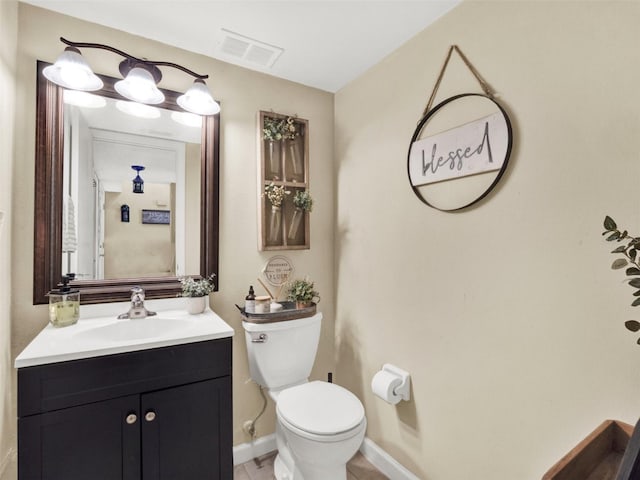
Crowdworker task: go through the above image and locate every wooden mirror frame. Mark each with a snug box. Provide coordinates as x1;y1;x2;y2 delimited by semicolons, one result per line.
33;60;220;304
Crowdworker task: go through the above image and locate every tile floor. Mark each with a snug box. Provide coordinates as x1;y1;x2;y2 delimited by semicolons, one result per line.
234;451;389;480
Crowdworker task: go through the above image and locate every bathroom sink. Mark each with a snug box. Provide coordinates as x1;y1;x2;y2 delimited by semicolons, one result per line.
14;298;234;368
73;316;185;343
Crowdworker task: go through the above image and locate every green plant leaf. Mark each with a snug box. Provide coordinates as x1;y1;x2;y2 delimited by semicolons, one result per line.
626;268;640;276
633;290;640;297
627;321;640;332
604;216;617;231
607;232;621;241
612;246;627;254
632;298;640;307
612;258;628;269
630;278;640;288
631;249;637;261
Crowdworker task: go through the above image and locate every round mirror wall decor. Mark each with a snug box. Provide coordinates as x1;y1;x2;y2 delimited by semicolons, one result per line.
407;93;513;212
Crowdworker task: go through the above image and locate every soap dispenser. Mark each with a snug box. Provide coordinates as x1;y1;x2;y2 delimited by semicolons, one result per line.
245;286;256;313
47;273;80;327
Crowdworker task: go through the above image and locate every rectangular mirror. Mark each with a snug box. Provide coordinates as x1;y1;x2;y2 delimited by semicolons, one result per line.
34;61;220;304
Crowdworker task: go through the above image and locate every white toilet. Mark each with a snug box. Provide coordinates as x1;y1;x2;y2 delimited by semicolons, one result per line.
242;312;366;480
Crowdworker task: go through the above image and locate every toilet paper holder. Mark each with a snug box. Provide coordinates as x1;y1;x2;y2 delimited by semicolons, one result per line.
374;363;411;403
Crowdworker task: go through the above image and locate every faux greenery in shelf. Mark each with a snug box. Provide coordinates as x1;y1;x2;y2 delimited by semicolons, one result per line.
264;182;290;207
293;190;313;212
602;215;640;343
263;116;299;141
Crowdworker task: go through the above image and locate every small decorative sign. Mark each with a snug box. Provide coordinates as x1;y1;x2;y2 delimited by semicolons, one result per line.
408;111;509;187
262;255;294;286
141;209;170;225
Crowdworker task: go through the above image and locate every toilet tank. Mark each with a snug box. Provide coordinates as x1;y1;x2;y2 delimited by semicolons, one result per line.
242;313;322;390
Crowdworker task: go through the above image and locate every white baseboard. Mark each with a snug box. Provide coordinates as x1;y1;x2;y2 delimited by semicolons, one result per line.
360;438;421;480
233;435;420;479
233;434;277;466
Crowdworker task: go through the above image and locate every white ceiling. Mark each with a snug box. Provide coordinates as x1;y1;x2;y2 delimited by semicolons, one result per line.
21;0;461;92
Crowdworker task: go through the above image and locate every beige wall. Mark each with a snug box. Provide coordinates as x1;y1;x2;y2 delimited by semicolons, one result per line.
334;1;640;479
104;184;173;278
11;2;335;451
0;1;17;476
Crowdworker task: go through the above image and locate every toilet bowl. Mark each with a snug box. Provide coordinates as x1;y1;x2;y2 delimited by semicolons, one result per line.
275;381;366;480
242;313;367;480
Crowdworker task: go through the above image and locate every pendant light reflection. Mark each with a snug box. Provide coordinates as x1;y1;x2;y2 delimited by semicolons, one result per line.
177;79;220;116
63;90;106;108
131;165;145;194
116;100;161;119
43;47;103;91
171;111;202;128
115;66;165;105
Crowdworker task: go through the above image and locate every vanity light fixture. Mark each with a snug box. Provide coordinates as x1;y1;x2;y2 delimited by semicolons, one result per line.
132;165;145;194
45;37;220;116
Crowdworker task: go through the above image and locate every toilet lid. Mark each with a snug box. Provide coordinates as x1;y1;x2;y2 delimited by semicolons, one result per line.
276;381;365;435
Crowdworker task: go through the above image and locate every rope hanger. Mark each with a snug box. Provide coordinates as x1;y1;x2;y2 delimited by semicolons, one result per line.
421;45;495;119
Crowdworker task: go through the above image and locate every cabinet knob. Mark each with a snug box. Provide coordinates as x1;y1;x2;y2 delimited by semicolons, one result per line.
145;411;156;422
125;413;137;425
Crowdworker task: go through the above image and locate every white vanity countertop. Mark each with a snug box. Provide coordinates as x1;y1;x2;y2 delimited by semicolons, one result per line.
15;298;234;368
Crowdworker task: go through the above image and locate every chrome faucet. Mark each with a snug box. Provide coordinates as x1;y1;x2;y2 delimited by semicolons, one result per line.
117;287;157;319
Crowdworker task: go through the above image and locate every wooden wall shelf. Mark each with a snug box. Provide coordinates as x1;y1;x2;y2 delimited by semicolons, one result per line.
257;111;310;251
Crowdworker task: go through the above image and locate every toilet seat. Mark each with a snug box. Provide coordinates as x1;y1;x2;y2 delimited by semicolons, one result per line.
276;381;365;442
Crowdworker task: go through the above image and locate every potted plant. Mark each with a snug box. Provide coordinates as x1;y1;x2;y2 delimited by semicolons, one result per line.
286;276;320;309
264;182;290;243
180;274;215;314
602;216;640;343
288;190;313;240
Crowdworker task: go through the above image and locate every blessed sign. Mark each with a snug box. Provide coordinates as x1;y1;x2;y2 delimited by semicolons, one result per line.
408;111;509;187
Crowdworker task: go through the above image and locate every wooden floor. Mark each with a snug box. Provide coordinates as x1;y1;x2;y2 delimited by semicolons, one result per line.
234;451;389;480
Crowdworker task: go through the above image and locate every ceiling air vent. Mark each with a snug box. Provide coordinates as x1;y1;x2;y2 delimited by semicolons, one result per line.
217;29;283;68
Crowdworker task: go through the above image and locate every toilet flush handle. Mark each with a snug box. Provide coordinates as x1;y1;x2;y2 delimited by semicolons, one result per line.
251;333;268;343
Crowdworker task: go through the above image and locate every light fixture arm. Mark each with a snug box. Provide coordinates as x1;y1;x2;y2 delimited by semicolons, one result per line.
60;37;209;80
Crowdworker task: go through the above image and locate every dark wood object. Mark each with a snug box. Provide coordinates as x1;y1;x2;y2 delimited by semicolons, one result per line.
17;338;232;479
615;417;640;480
33;61;220;304
543;420;634;480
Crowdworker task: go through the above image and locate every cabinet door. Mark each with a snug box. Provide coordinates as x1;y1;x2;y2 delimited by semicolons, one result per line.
141;377;232;480
18;395;140;480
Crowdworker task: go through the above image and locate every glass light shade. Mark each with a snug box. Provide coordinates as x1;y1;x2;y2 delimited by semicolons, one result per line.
116;100;161;119
43;47;103;91
115;67;165;105
177;79;220;116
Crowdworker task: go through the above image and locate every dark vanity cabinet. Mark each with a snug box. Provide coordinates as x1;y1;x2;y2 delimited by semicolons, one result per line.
17;338;232;480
